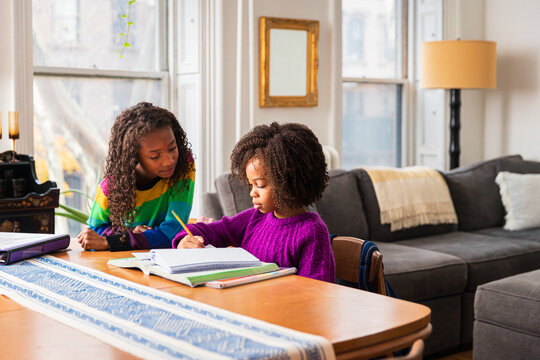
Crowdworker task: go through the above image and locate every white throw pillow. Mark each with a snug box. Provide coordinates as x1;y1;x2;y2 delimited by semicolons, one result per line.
495;171;540;231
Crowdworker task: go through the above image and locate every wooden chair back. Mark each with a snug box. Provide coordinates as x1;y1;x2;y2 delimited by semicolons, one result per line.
332;237;427;359
331;236;386;296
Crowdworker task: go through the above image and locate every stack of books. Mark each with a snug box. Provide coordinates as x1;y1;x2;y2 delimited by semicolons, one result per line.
108;247;296;288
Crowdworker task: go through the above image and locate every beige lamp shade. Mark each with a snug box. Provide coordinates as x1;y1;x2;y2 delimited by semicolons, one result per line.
421;40;496;89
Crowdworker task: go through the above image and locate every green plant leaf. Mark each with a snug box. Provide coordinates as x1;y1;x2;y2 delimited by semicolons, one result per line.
119;32;125;36
58;203;89;222
55;211;87;224
124;42;131;47
127;22;134;25
129;0;136;5
121;14;127;18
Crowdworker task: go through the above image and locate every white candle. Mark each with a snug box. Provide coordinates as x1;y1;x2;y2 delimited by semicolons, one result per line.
0;112;2;139
9;111;19;139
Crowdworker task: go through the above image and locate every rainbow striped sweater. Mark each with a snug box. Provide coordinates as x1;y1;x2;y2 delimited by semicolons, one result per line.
87;168;195;251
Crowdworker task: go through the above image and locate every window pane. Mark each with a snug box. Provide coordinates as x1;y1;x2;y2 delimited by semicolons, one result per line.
33;76;161;235
342;0;398;78
33;0;159;70
342;83;401;169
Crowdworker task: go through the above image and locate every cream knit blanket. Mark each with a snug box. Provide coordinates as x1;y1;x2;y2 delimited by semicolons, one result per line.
365;166;458;231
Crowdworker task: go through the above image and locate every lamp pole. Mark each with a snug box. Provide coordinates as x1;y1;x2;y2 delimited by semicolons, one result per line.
449;89;461;169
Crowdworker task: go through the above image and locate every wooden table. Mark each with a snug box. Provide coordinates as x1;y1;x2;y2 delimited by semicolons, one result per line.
0;242;431;359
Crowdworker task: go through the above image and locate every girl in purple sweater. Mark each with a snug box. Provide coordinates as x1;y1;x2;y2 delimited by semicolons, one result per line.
173;122;335;282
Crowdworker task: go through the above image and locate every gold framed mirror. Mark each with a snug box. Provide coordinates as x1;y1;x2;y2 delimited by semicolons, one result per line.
259;17;319;107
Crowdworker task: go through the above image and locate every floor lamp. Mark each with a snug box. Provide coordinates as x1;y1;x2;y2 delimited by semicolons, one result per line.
421;40;496;169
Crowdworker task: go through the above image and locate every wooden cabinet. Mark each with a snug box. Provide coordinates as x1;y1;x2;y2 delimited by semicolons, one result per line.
0;151;59;233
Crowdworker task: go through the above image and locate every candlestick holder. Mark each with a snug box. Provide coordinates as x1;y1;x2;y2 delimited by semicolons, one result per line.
9;135;19;163
10;139;17;162
8;111;20;162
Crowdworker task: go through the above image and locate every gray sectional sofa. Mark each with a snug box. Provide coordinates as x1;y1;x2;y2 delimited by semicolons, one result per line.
201;155;540;356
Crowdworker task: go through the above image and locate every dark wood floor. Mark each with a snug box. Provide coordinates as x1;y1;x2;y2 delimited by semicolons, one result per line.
427;349;473;360
440;350;472;360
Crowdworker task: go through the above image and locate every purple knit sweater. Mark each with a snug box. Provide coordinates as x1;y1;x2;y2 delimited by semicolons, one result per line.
172;208;336;282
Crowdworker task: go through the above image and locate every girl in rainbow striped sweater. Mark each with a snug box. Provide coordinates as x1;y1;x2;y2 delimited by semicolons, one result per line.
78;102;195;251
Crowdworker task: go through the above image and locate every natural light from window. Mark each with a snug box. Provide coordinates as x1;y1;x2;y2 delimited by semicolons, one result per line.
32;0;164;236
341;0;405;169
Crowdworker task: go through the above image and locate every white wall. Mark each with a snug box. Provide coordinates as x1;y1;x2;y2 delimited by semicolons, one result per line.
448;0;487;166
0;0;14;152
446;0;540;164
484;0;540;161
250;0;337;146
218;0;338;175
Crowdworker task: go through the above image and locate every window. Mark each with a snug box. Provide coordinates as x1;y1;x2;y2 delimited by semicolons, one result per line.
32;0;168;236
342;0;407;169
53;0;79;43
343;16;365;62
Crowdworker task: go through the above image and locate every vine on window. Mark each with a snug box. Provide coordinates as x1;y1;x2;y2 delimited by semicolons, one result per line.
117;0;136;57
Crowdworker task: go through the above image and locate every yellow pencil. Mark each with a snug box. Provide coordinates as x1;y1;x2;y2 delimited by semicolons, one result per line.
171;210;193;236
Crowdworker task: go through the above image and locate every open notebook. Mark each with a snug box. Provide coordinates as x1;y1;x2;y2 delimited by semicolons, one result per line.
149;247;263;274
108;256;279;287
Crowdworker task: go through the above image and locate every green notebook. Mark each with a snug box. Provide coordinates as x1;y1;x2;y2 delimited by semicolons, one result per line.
108;256;279;287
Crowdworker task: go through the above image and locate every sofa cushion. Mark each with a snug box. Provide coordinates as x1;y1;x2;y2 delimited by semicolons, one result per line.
214;172;318;218
475;269;540;338
475;226;540;242
353;169;457;242
398;231;540;291
495;172;540;230
202;192;224;219
442;155;522;231
497;158;540;174
315;170;369;239
374;241;467;301
214;173;252;217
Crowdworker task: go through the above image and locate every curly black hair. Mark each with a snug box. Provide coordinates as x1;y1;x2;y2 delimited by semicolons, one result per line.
104;102;193;232
230;122;328;211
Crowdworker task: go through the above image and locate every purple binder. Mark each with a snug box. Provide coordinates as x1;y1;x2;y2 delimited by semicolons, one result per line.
0;232;70;264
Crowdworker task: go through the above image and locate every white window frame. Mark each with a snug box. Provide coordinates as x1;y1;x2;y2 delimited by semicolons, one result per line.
413;0;446;169
177;0;225;217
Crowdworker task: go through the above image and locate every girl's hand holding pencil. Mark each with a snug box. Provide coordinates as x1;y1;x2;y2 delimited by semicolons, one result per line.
172;210;205;249
177;235;205;249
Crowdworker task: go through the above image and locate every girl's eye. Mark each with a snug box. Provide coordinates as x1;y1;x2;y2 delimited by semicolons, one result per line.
150;156;159;160
168;146;177;152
